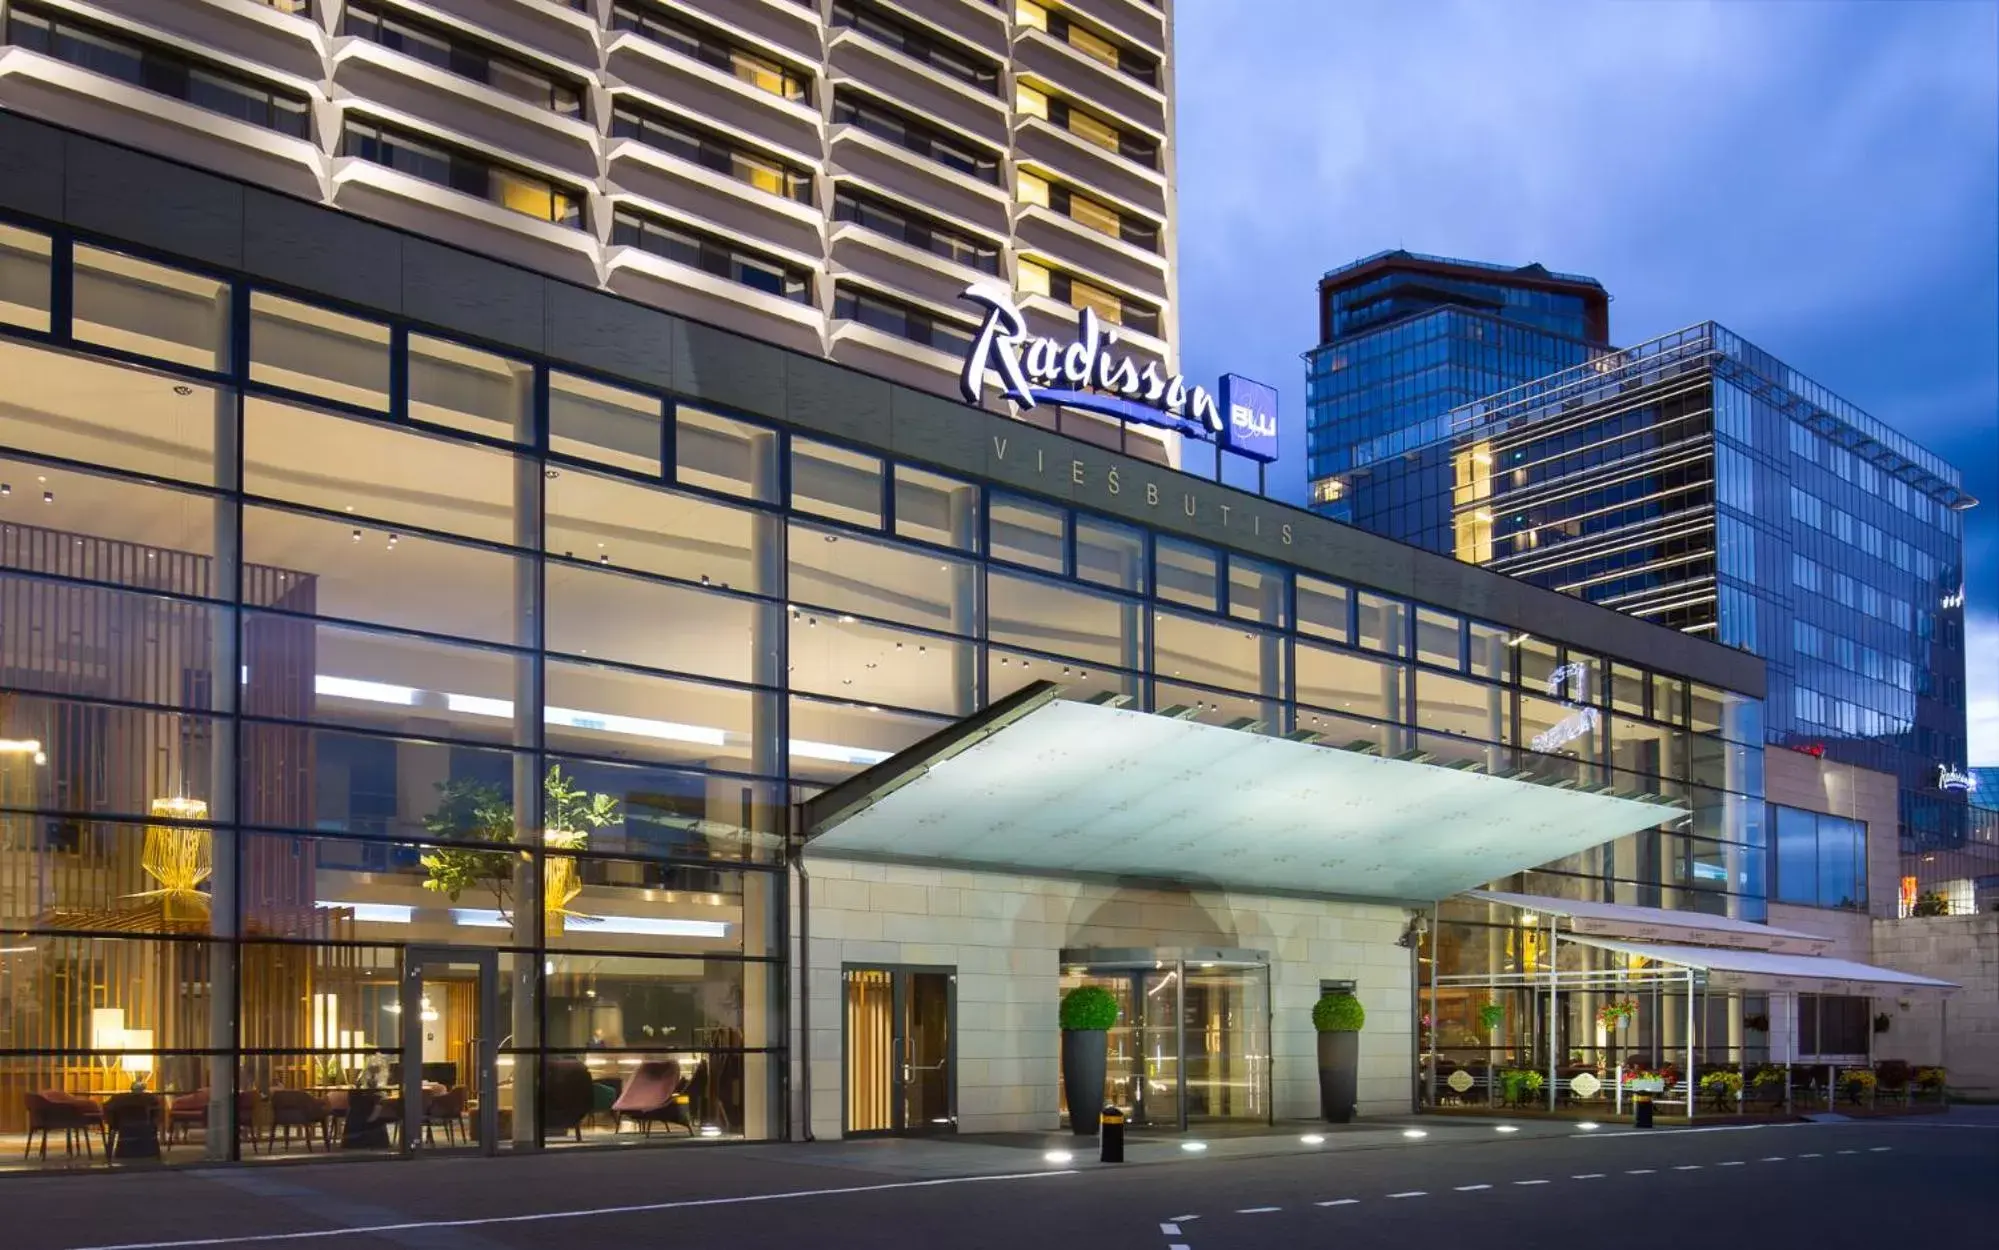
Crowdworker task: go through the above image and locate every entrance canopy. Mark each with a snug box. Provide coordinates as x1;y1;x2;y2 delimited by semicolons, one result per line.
1462;889;1835;954
1565;935;1958;998
802;684;1684;902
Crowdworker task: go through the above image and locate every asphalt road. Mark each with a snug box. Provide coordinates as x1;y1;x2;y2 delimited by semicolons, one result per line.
9;1116;1996;1250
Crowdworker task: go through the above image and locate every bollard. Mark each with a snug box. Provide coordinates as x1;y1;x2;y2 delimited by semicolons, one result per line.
1633;1093;1654;1129
1099;1105;1125;1163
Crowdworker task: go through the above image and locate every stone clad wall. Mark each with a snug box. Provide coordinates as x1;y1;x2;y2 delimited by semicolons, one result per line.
1870;914;1999;1099
793;856;1416;1136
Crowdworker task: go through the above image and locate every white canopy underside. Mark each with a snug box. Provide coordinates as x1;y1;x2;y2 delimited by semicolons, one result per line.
805;699;1681;902
1565;935;1958;997
1463;889;1836;954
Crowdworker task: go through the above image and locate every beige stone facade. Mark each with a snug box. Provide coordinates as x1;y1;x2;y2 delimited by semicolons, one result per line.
792;855;1416;1136
1870;914;1997;1097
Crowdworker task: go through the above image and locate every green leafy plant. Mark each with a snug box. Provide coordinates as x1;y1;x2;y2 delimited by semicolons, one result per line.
419;766;621;914
1749;1065;1786;1087
1476;1002;1505;1033
1915;1067;1947;1091
1498;1068;1544;1101
1912;891;1951;917
1059;985;1119;1032
1596;999;1637;1030
1312;992;1366;1033
1700;1071;1743;1097
1839;1068;1877;1091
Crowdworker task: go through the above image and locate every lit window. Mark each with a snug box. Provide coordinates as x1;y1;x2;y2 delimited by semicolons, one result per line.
1016;259;1051;298
1016;170;1050;208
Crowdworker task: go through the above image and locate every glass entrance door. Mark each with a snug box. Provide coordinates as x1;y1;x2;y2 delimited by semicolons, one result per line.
843;965;956;1136
400;947;499;1157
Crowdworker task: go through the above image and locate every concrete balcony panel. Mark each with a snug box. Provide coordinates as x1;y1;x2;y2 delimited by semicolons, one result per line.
1062;0;1168;57
1013;34;1165;137
0;52;325;204
674;0;826;64
92;0;326;80
828;33;1009;150
1018;294;1168;367
330;156;600;289
830;126;1008;236
605;34;821;164
830;221;995;313
422;0;601;70
1012;119;1165;218
332;39;598;182
606;246;825;358
607;139;824;259
1015;207;1166;302
829;320;965;402
871;0;1009;59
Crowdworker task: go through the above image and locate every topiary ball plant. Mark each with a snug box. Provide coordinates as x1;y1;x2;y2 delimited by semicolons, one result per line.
1059;985;1119;1032
1312;991;1366;1033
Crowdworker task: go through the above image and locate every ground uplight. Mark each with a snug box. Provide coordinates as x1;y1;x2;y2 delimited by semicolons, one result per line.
1180;1141;1208;1153
1495;1125;1519;1134
1043;1150;1074;1164
1300;1134;1326;1145
1401;1128;1428;1139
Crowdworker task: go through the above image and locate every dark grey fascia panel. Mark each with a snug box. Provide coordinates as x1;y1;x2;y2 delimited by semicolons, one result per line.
0;110;1763;698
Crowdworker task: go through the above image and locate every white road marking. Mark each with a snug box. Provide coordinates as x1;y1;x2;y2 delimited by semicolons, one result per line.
1717;1161;1745;1167
1512;1180;1549;1186
1387;1191;1427;1199
1800;1152;1822;1158
1167;1215;1200;1223
1159;1224;1180;1236
1674;1164;1703;1171
1572;1173;1605;1180
1761;1156;1786;1162
1869;1146;1892;1153
1316;1199;1359;1207
1626;1168;1655;1174
1236;1207;1280;1214
53;1171;1082;1250
1454;1184;1491;1191
1837;1149;1858;1155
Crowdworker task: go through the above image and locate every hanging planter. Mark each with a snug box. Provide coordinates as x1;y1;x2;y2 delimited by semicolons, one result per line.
1596;1000;1637;1031
1476;1002;1505;1033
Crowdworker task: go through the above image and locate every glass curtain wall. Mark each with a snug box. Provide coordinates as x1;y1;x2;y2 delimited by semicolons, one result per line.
0;218;1765;1165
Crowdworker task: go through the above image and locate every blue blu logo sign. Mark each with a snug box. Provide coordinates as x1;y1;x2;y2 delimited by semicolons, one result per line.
1219;374;1279;464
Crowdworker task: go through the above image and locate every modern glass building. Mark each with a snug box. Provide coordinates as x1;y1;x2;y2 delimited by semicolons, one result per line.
1304;251;1610;528
1315;322;1984;913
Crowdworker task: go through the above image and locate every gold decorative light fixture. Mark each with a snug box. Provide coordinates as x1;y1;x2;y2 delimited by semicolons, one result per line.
138;796;213;923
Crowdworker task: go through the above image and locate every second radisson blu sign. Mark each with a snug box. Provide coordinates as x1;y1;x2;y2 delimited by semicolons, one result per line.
957;282;1279;463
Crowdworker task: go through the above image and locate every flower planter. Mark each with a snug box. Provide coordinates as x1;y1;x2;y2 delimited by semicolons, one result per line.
1061;1030;1107;1136
1318;1031;1359;1123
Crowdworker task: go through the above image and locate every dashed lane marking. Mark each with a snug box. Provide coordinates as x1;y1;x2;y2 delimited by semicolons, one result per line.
1717;1161;1745;1167
1673;1165;1703;1171
1453;1184;1491;1192
1512;1180;1549;1186
1573;1174;1605;1180
1799;1152;1823;1158
1837;1149;1858;1155
1761;1156;1786;1162
1869;1146;1892;1153
1387;1191;1427;1199
1235;1208;1281;1214
1315;1199;1359;1207
1626;1168;1656;1175
1159;1225;1180;1236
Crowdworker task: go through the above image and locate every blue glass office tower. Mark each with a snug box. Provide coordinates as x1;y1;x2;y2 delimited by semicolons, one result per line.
1317;322;1982;902
1305;251;1611;532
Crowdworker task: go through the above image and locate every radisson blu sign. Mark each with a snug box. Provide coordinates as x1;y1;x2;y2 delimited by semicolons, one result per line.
958;283;1279;464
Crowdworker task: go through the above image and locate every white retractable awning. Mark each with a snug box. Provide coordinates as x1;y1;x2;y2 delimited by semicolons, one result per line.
802;687;1684;902
1462;889;1835;954
1564;936;1958;997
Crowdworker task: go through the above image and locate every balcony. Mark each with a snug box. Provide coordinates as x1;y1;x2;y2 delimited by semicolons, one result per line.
605;235;824;357
604;122;824;262
0;46;323;201
329;140;600;288
827;122;1008;237
1061;0;1168;57
827;29;1008;151
330;36;597;181
829;217;993;314
420;0;599;69
89;0;325;79
1012;31;1165;137
604;27;820;164
1011;116;1166;219
1018;291;1168;360
1014;202;1166;301
671;0;824;63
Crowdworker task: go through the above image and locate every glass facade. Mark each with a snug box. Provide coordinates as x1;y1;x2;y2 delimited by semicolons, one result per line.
1329;321;1977;915
0;218;1763;1167
1304;253;1610;528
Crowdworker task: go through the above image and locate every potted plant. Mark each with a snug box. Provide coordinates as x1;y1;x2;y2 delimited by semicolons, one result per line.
1498;1068;1545;1107
420;765;620;933
1059;986;1118;1135
1596;1000;1637;1031
1476;1002;1505;1033
1312;991;1365;1123
1915;1067;1947;1100
1699;1070;1743;1111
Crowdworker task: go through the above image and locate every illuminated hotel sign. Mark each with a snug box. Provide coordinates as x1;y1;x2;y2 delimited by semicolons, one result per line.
1531;661;1600;754
958;283;1279;463
1937;766;1976;794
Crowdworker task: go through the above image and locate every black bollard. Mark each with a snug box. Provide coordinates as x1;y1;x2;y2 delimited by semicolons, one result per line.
1633;1093;1654;1129
1099;1106;1125;1163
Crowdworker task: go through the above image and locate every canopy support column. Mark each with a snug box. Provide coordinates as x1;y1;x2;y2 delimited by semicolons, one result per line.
1684;967;1696;1119
1547;918;1559;1112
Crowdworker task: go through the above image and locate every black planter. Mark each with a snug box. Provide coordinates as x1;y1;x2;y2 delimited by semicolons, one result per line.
1318;1030;1359;1124
1062;1030;1108;1135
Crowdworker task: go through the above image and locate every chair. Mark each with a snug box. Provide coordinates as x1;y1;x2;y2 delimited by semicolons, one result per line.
24;1092;101;1161
422;1087;469;1146
611;1061;684;1136
542;1059;596;1142
266;1090;332;1153
104;1092;163;1159
169;1089;210;1144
